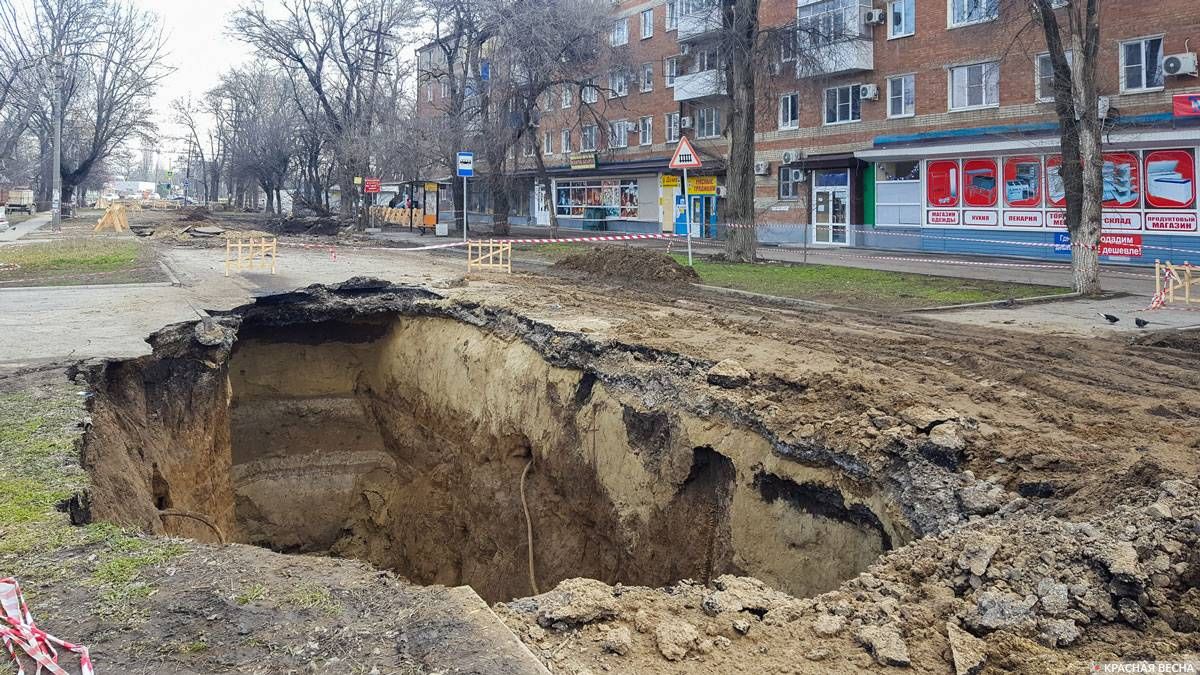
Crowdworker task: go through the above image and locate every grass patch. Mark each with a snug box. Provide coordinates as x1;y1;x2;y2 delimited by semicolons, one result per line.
679;257;1068;310
0;238;156;286
235;583;267;605
513;241;582;262
285;584;339;614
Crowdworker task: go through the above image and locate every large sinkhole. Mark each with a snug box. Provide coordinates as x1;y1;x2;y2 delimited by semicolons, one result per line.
79;302;907;604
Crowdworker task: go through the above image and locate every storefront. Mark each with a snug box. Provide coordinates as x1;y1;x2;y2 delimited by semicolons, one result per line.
857;123;1200;263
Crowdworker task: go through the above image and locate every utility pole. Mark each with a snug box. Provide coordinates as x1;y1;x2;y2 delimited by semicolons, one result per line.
50;53;62;231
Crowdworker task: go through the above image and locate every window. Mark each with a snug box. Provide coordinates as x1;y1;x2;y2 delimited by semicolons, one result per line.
543;130;553;155
440;80;450;98
561;85;573;108
664;57;679;87
948;0;997;27
608;70;628;98
641;63;654;92
888;0;914;38
780;28;796;62
561;129;572;153
797;0;868;49
611;18;628;46
778;93;799;129
1036;51;1073;102
582;78;599;104
581;124;597;151
639;116;653;145
666;0;679;31
695;47;720;72
426;83;434;102
555;179;639;218
779;167;803;200
949;61;999;110
887;74;915;117
698;106;720;138
666;112;681;142
824;84;862;124
523;140;534;157
608;120;628;148
1121;36;1164;92
641;9;654;39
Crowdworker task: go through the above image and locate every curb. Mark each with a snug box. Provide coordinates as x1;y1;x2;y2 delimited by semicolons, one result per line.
692;283;840;309
0;281;174;292
158;260;182;287
906;290;1132;313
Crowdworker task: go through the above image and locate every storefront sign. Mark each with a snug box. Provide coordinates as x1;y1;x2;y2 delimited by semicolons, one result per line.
570;153;597;170
424;182;439;193
928;210;960;225
1174;93;1200;118
1047;210;1067;229
661;175;681;188
1003;211;1044;228
688;176;718;195
1053;232;1072;255
963;210;998;226
1099;233;1143;257
1102;212;1143;230
1146;212;1199;232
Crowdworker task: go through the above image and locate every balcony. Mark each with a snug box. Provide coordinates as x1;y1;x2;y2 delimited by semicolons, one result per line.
673;70;726;102
796;39;874;78
677;3;721;41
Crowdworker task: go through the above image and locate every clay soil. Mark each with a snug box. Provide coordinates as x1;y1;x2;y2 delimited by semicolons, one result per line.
4;246;1200;673
553;246;700;284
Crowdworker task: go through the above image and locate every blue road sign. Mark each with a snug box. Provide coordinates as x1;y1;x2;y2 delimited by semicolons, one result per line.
457;152;475;178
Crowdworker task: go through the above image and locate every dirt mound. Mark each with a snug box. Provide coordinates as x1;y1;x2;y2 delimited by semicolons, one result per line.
179;207;212;222
266;215;344;237
554;246;699;284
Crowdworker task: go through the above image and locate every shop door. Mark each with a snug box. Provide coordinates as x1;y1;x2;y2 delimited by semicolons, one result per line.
690;196;718;238
534;184;550;226
812;170;849;245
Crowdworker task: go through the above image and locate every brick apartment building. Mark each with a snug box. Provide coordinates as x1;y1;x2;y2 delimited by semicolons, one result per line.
416;0;1200;262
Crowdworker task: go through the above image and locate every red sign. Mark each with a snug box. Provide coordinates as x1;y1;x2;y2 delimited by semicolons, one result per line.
1174;93;1200;118
1045;155;1066;207
669;137;703;169
1099;233;1142;257
1101;153;1140;209
927;160;960;207
963;158;998;207
364;178;382;194
1003;156;1042;207
1144;149;1196;209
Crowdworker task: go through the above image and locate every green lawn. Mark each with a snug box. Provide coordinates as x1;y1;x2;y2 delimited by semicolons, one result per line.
0;238;155;286
679;257;1069;310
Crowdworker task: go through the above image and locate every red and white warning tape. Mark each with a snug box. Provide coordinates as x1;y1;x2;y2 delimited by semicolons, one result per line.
497;233;679;245
1;578;93;675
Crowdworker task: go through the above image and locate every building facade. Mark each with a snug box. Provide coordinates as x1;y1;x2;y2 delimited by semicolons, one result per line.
416;0;1200;263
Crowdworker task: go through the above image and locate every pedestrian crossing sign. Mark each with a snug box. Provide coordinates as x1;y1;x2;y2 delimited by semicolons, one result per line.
669;136;703;170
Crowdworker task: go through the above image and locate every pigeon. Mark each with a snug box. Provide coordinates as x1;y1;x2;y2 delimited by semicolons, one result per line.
1135;318;1151;329
1099;313;1120;324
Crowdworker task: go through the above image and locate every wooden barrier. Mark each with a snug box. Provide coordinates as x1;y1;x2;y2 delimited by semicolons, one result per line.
369;206;420;228
94;204;129;233
225;237;278;276
1155;260;1199;306
467;239;512;273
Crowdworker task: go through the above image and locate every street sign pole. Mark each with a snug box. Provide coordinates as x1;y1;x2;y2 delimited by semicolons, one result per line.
457;151;475;242
463;175;468;243
683;168;692;266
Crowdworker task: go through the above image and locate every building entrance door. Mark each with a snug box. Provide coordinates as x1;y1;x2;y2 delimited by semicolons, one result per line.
812;170;850;245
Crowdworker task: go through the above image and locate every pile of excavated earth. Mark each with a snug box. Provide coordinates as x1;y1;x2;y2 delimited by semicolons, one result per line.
37;271;1200;673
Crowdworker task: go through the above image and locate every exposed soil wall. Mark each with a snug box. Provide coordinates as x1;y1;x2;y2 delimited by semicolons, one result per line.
75;282;936;604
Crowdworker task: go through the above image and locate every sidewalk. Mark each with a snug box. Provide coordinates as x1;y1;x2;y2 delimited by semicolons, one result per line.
373;223;1160;297
0;214;50;245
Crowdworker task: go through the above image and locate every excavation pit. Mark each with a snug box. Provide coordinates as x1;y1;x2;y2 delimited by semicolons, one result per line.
77;283;913;605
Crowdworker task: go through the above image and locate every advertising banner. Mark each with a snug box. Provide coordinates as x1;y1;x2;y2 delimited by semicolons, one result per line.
1101;153;1140;209
688;176;718;195
963;158;999;207
1174;93;1200;118
1146;213;1199;232
661;175;681;188
926;160;960;208
1099;233;1143;257
1003;156;1042;207
1144;149;1195;209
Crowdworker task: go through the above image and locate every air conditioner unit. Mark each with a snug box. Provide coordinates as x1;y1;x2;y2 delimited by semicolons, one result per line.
860;83;880;100
679;116;694;129
754;160;771;175
1164;52;1199;77
864;8;886;25
781;150;803;164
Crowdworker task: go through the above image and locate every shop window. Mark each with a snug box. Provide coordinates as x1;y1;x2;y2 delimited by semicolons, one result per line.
778;93;799;130
581;124;597;151
1003;157;1041;207
888;0;914;39
666;112;681;142
641;9;654;39
1121;36;1164;93
876;161;919;182
608;120;629;149
664;57;679;87
556;179;639;218
641;63;654;92
611;18;628;46
779;167;804;200
926;160;960;207
963;158;998;207
1145;149;1196;210
639;116;653;146
1101;152;1140;208
1036;52;1072;102
948;0;997;28
887;74;915;118
949;61;999;111
876;162;921;226
824;85;861;124
698;107;721;138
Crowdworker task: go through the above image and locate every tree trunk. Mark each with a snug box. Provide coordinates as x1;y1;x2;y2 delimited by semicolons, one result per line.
722;0;760;263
